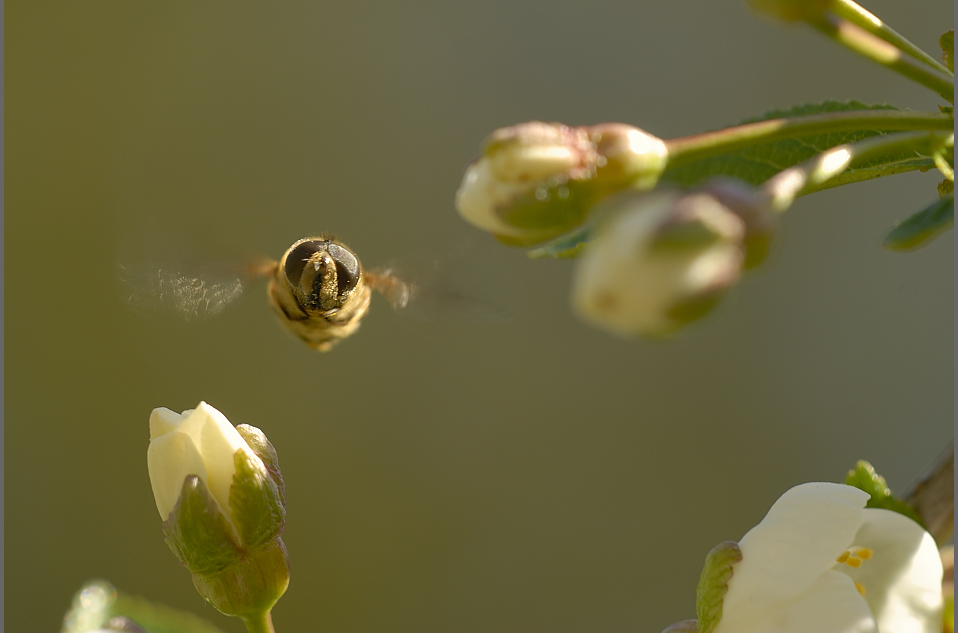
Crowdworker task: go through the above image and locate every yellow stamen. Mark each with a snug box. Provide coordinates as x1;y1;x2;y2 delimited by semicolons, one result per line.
845;556;863;568
853;547;874;560
836;551;850;563
855;581;866;597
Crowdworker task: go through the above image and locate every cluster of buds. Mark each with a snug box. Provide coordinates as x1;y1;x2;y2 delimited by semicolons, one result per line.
456;121;669;246
147;402;288;624
572;179;775;337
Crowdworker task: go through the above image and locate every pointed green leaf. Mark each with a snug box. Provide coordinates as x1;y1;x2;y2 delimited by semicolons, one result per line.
883;192;954;251
663;101;929;188
163;476;240;576
941;31;954;73
229;449;285;549
696;541;742;633
844;460;925;526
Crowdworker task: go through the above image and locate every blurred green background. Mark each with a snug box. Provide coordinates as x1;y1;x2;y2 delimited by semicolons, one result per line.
7;1;952;632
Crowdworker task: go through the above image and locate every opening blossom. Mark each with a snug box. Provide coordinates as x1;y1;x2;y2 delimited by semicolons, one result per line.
711;482;943;633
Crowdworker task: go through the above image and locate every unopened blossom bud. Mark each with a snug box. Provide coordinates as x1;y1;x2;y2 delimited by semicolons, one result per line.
572;187;755;337
456;121;668;246
148;402;288;621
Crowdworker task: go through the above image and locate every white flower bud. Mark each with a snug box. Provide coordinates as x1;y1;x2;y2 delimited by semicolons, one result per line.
456;121;668;246
148;402;253;526
572;189;746;337
147;402;289;620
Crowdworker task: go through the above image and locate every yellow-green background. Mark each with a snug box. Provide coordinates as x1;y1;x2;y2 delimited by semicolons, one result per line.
7;2;952;632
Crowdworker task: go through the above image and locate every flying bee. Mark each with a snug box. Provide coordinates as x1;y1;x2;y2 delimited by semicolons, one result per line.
120;234;503;351
266;236;418;351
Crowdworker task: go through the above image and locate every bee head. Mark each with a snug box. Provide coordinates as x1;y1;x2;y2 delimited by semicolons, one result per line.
283;238;362;312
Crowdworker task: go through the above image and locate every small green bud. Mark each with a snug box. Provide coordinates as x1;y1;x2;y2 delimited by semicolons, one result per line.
456;121;668;246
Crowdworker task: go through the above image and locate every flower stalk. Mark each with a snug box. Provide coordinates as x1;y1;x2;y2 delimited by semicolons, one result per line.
808;12;954;100
664;110;952;170
761;129;953;211
830;0;953;75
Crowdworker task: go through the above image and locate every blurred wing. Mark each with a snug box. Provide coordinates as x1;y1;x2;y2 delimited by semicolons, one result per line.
366;267;510;324
117;263;248;322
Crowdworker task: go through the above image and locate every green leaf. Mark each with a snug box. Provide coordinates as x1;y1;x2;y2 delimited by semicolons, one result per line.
941;31;954;73
696;541;742;633
662;101;928;188
844;461;925;526
63;579;227;633
882;192;954;251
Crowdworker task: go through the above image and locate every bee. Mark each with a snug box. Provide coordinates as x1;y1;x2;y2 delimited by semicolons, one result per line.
265;236;415;351
120;234;501;351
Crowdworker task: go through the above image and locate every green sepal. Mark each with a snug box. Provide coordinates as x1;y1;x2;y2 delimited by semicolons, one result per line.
695;541;742;633
496;162;663;248
844;460;925;527
663;101;929;188
496;177;613;247
62;579;227;633
229;448;286;549
882;192;954;251
162;475;241;576
236;424;285;508
941;31;954;74
190;538;290;619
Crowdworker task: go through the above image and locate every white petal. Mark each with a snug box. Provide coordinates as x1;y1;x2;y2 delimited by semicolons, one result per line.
148;407;189;440
838;509;943;633
455;160;529;237
724;483;869;612
175;402;250;517
147;428;207;520
716;570;876;633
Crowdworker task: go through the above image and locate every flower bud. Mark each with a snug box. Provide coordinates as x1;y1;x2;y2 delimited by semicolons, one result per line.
147;402;288;620
456;121;668;246
572;183;772;337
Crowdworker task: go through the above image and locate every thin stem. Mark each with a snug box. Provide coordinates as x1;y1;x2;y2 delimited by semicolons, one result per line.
831;0;952;76
761;130;948;211
243;611;276;633
809;12;954;101
665;110;952;169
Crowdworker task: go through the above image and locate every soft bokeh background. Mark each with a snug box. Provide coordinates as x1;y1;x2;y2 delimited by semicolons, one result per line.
8;1;952;632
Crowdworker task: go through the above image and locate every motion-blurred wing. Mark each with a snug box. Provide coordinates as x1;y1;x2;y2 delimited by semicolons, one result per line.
117;263;246;321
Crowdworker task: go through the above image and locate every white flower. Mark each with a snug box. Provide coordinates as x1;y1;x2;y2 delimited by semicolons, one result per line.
714;482;943;633
147;401;259;526
572;189;746;337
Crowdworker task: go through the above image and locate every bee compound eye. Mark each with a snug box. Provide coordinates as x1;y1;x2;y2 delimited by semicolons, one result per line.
326;243;361;295
283;239;329;287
